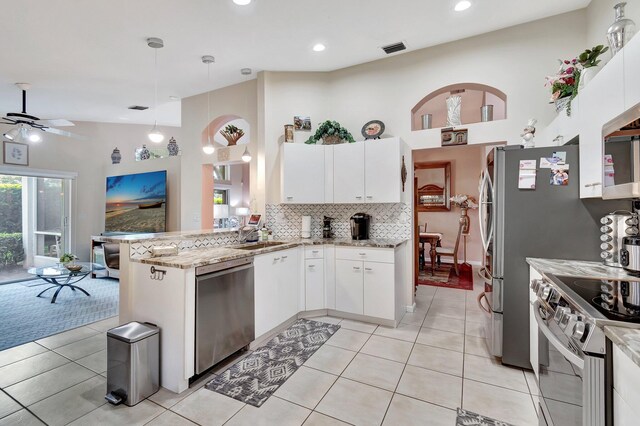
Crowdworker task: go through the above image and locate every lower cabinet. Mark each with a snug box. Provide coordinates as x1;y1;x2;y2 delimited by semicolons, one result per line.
363;262;395;319
305;259;325;310
336;259;364;314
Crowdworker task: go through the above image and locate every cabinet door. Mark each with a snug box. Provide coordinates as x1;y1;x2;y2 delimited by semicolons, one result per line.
282;144;324;203
624;36;640;110
365;138;401;203
277;249;300;323
254;254;279;337
324;245;336;310
333;142;365;203
335;259;363;314
363;262;395;320
305;259;325;311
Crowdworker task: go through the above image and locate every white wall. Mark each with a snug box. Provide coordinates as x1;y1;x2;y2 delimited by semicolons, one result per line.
0;121;181;260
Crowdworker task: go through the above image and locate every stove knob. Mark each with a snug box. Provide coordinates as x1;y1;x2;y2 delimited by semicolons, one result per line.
572;321;587;341
601;225;613;233
602;293;615;302
554;306;570;322
540;285;552;301
530;279;543;292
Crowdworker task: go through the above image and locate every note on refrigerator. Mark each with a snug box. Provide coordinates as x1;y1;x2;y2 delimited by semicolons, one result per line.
518;160;537;189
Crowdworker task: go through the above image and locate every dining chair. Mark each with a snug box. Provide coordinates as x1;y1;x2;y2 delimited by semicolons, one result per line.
435;220;464;276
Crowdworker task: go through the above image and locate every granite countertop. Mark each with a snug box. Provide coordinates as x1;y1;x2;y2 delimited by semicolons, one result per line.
604;326;640;368
134;238;409;269
526;258;640;281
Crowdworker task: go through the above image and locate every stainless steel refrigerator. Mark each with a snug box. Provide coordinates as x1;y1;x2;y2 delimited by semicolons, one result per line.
477;145;630;368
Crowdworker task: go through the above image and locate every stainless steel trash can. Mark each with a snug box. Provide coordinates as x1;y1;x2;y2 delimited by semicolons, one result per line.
105;321;159;406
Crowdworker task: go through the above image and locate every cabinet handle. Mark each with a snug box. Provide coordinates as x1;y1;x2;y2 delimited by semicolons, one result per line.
358;253;366;256
355;196;363;199
312;250;319;253
286;196;293;200
366;196;373;199
365;267;372;271
281;256;288;259
353;266;361;270
273;257;281;261
308;264;316;268
584;182;602;187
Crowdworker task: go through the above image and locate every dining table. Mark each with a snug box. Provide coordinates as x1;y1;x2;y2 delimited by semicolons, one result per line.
419;232;443;276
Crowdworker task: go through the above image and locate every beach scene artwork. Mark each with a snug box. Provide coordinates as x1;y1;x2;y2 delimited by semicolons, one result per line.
105;170;167;233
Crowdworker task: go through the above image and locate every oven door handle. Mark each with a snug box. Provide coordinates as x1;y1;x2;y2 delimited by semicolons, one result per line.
533;301;584;370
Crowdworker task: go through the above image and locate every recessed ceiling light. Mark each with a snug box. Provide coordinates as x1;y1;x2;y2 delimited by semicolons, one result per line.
233;0;251;5
241;68;252;75
313;43;326;52
454;1;471;11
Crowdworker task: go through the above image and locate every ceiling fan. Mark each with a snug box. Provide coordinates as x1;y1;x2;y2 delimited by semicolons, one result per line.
2;83;81;142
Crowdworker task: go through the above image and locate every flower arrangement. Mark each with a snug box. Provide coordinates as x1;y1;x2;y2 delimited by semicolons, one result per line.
305;120;355;145
219;124;245;146
450;194;478;209
60;253;77;264
545;58;580;111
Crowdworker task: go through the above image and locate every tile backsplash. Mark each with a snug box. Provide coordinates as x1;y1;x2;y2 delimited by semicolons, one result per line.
129;232;240;259
265;203;412;240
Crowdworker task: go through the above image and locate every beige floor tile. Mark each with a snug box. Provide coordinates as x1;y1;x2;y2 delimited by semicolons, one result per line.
303;412;349;425
374;323;420;342
53;334;106;361
5;363;96;406
525;370;540;396
432;297;465;309
309;316;342;325
86;316;119;333
400;311;427;326
427;304;465;320
342;353;405;391
0;342;48;368
148;385;200;410
0;408;45;426
465;308;486;324
422;315;465;334
464;354;528;393
463;379;538;426
337;319;377;334
416;286;437;297
396;365;462;410
465;321;486;338
68;399;164;426
434;288;467;301
226;396;311;426
316;378;393;426
408;343;463;376
75;349;107;374
416;328;464;352
146;410;197;426
465;335;492;358
304;345;356;376
360;335;414;363
0;350;70;387
28;376;106;426
382;394;457;426
0;390;21;419
325;328;370;352
274;366;337;409
171;387;245;426
35;327;100;350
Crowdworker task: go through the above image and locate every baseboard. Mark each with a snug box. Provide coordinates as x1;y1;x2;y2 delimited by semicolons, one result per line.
406;302;417;313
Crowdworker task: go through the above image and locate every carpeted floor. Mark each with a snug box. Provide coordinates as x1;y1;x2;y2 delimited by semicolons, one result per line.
417;262;474;290
0;277;119;351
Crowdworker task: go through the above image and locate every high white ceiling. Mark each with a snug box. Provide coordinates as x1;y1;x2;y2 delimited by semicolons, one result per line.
0;0;590;127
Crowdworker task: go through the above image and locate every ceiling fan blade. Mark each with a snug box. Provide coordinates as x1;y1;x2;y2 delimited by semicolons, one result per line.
36;119;75;127
43;127;85;140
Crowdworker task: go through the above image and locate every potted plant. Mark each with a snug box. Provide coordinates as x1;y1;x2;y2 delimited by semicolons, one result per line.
305;120;355;145
577;45;609;91
60;253;81;271
545;58;580;116
219;124;245;146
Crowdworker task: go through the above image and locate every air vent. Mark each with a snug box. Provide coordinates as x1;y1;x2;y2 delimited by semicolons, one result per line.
382;42;406;55
128;105;149;111
450;89;466;95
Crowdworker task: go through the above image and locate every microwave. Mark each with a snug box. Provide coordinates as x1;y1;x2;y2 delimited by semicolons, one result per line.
602;103;640;199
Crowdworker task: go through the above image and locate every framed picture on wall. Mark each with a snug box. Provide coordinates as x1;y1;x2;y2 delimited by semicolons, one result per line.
3;141;28;166
294;116;311;131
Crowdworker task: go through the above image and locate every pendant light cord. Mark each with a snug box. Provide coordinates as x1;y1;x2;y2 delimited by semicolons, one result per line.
154;48;158;126
207;62;211;144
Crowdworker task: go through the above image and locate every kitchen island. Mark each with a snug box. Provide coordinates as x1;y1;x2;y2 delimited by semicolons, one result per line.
104;230;408;393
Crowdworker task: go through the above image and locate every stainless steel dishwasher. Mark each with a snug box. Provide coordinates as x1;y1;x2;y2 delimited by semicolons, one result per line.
195;257;254;374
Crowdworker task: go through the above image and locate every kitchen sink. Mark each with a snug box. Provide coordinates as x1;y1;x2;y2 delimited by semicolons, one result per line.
234;241;288;250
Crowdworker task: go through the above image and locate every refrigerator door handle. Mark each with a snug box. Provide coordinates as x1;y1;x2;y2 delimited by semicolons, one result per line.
477;292;492;314
478;169;494;253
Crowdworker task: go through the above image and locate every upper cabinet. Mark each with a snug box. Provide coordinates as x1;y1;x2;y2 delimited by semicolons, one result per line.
282;137;404;204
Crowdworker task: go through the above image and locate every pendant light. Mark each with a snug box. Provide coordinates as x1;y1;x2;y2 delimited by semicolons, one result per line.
202;55;216;155
147;37;165;143
241;146;252;162
3;127;19;141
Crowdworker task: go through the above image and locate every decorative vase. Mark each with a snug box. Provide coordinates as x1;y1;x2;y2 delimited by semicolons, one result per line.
322;135;343;145
139;145;151;160
578;66;600;91
554;97;571;113
110;147;121;164
421;114;432;130
460;207;470;235
481;105;494;122
167;137;179;156
446;95;462;127
607;2;636;56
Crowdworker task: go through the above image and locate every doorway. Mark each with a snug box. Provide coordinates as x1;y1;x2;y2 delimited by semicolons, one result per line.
0;174;72;284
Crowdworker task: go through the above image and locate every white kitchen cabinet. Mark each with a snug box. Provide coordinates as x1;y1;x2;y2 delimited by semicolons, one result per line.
335;259;364;314
624;35;640;110
276;249;300;323
281;143;325;204
363;262;395;319
324;245;336;310
333;142;365;203
612;343;640;425
364;138;402;203
305;259;325;311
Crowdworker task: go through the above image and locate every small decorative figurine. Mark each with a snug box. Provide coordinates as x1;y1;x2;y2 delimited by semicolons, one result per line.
111;147;121;164
521;119;537;148
167;137;179;156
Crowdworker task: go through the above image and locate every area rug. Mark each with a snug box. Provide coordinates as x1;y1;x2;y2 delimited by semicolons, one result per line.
0;277;119;351
456;408;515;426
205;318;340;407
418;262;474;290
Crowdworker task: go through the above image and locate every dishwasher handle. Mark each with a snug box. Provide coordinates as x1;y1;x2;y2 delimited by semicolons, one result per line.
196;262;253;281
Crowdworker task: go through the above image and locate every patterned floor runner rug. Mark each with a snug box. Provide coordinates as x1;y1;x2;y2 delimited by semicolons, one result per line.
456;408;515;426
205;318;340;407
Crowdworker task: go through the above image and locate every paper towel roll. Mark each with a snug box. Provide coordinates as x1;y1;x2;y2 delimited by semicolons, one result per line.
301;216;311;238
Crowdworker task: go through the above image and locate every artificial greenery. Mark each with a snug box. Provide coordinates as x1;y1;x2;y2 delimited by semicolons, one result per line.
305;120;355;144
60;253;77;263
578;45;609;68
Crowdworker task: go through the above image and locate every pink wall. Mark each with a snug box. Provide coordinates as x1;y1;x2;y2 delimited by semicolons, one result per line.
414;144;485;264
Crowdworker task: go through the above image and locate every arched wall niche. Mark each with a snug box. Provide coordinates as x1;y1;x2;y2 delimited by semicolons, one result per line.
411;83;507;131
200;114;251;147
